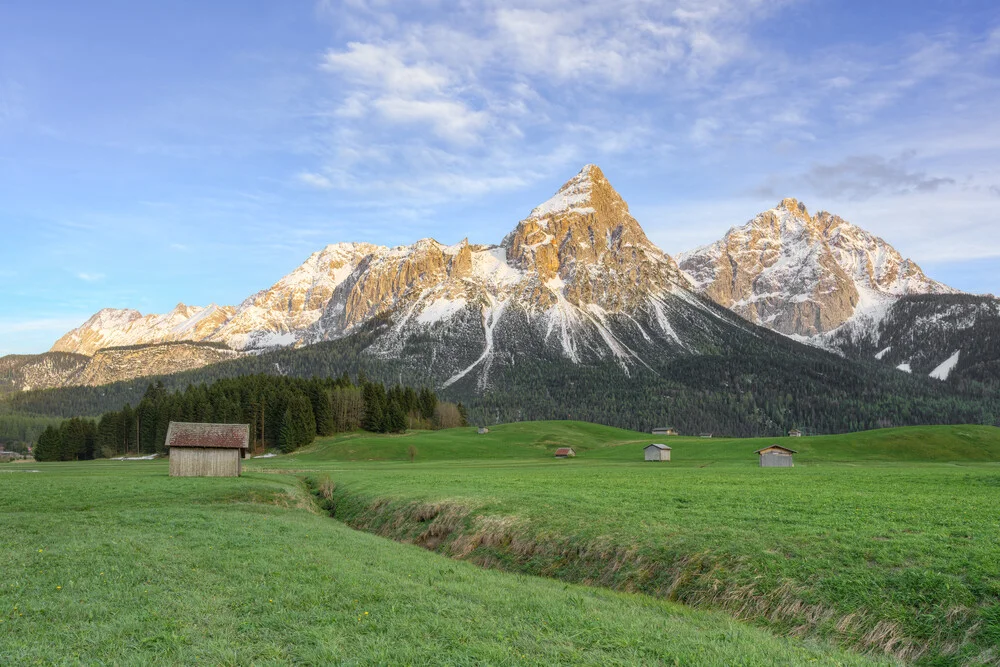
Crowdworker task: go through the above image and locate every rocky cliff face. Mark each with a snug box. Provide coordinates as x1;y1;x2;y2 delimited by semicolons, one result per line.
22;165;736;391
678;198;956;337
0;343;240;394
50;304;235;356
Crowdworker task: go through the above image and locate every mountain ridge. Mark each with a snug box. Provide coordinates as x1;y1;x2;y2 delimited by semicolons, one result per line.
677;197;957;338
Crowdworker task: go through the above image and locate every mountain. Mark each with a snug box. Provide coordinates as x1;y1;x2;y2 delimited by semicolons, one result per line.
7;166;998;436
0;343;239;393
677;198;956;337
25;165;732;388
51;304;236;356
676;199;1000;387
821;293;1000;387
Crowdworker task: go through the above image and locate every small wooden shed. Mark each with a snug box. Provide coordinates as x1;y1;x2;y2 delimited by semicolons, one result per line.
644;443;671;461
788;429;803;438
167;422;250;477
554;447;576;458
477;427;490;434
652;427;678;436
755;445;797;468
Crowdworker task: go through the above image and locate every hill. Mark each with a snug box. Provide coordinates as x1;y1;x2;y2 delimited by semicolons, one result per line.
291;421;1000;463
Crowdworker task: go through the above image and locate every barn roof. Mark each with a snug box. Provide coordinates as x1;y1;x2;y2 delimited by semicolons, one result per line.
645;443;671;450
166;422;249;449
755;445;797;454
554;447;575;455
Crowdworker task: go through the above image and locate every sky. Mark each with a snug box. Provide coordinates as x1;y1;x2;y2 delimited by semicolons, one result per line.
1;0;999;355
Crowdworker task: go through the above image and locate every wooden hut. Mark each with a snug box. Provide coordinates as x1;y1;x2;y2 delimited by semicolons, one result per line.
788;429;803;438
644;443;671;461
651;427;678;436
167;422;250;477
755;445;797;468
477;427;490;434
699;432;713;439
554;447;576;458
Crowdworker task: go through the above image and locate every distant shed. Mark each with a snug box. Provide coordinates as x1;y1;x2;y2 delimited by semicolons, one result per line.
651;427;678;436
755;445;797;468
554;447;576;458
167;422;249;477
788;429;803;438
477;427;490;434
644;443;671;461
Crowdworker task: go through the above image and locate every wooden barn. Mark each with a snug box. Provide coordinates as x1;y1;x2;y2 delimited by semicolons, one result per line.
651;427;678;436
554;447;576;458
167;422;250;477
755;445;797;468
644;443;671;461
788;429;803;438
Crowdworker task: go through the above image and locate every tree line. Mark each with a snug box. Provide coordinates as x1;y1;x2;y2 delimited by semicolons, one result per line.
33;373;465;462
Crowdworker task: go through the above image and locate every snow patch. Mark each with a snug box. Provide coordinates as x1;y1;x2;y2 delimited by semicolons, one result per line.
929;350;961;381
896;362;912;373
470;247;524;286
527;166;595;222
416;297;467;325
875;346;891;360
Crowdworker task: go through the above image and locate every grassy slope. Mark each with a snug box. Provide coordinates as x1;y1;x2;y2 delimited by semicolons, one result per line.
0;463;877;666
271;423;1000;665
295;421;1000;462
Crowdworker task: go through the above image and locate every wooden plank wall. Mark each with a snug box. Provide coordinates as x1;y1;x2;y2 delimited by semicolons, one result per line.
169;447;240;477
760;453;793;468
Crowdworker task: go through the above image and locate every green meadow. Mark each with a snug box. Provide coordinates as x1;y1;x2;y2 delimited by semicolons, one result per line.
3;422;999;665
270;423;1000;665
0;462;876;666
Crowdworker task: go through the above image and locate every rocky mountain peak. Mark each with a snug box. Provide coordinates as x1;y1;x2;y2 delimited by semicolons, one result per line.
678;199;957;336
501;165;682;306
43;164;698;374
777;197;808;217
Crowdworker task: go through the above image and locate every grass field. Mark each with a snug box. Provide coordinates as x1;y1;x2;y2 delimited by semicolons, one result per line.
4;422;998;665
0;461;880;665
262;422;1000;665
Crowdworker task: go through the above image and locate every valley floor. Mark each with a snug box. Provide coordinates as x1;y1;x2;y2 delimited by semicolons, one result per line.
270;423;1000;665
4;422;999;665
0;461;877;666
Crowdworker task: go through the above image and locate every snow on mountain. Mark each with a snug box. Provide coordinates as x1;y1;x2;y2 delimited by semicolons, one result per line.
50;304;235;356
678;198;957;337
929;350;961;381
39;165;748;391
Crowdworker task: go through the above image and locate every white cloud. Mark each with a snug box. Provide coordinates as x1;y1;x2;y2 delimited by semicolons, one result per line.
297;171;336;189
322;42;449;95
77;272;105;282
304;0;800;204
373;96;487;144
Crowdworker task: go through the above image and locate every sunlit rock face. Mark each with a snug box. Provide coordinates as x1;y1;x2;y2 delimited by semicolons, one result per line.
678;198;956;337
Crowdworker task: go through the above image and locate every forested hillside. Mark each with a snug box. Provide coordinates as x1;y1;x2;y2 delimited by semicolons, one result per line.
9;316;999;439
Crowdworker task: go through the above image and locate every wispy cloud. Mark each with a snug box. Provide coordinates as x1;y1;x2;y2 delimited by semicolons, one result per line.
76;272;106;282
801;153;956;200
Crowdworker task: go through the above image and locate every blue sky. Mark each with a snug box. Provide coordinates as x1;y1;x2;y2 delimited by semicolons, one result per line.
1;0;999;355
